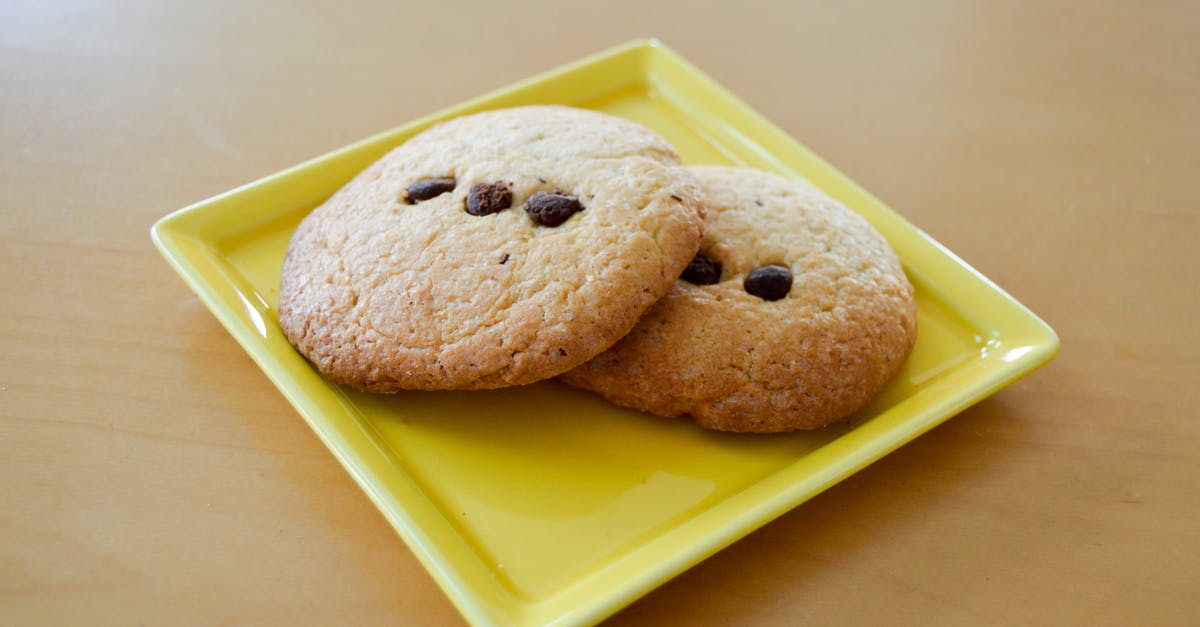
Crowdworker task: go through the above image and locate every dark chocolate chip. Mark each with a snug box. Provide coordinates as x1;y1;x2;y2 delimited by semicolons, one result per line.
404;177;456;203
465;181;513;216
557;348;567;357
524;191;583;226
670;194;683;202
744;265;793;301
499;253;510;265
681;253;721;285
754;199;764;206
536;177;547;183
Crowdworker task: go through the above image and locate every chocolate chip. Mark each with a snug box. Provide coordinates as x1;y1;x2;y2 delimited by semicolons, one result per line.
524;191;583;226
465;181;513;216
744;265;793;301
499;253;510;265
681;253;721;285
557;348;567;357
404;177;456;203
536;177;547;183
670;194;683;202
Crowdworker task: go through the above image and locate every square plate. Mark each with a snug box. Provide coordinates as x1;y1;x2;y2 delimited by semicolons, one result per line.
151;40;1059;626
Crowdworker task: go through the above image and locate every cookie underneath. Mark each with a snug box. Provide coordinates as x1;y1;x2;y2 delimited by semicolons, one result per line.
560;165;917;433
278;106;704;391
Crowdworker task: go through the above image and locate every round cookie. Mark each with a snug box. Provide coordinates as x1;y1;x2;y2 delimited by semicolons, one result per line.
278;106;705;391
560;165;917;432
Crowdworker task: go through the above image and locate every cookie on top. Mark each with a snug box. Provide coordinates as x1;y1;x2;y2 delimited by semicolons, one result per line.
278;106;705;391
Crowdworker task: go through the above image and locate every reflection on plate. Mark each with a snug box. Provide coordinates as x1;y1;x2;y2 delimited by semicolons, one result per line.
151;39;1059;627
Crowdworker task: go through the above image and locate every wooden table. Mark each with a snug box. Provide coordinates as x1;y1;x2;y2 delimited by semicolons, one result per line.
4;2;1197;624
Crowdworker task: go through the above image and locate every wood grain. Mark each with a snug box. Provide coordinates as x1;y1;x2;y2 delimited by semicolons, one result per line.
2;1;1197;624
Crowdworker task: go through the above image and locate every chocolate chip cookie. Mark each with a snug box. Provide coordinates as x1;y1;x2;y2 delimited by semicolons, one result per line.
278;106;705;391
560;165;917;432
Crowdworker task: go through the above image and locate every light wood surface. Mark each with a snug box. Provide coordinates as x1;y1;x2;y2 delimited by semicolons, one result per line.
3;1;1197;624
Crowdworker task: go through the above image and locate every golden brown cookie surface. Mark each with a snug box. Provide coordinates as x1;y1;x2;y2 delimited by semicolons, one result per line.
278;106;705;391
560;165;917;432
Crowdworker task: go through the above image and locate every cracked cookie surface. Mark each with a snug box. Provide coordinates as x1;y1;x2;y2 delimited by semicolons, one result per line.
560;165;917;432
278;106;705;391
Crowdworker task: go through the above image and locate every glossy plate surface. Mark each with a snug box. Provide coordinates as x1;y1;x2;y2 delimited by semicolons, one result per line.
151;40;1059;627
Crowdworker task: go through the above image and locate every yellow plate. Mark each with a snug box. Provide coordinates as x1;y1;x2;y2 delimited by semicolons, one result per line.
151;40;1059;626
